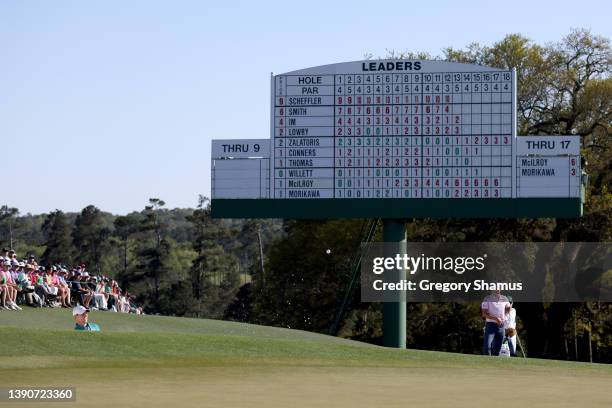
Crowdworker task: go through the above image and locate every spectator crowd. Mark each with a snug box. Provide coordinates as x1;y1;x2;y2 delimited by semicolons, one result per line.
0;248;142;314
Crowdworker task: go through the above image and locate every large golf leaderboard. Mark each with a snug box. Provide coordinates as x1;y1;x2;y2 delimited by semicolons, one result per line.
273;61;514;200
211;60;583;218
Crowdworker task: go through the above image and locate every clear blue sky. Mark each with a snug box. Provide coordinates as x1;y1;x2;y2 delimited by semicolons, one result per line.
2;0;610;215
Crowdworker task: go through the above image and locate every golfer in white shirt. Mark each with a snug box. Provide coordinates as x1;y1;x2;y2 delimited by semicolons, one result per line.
481;290;511;356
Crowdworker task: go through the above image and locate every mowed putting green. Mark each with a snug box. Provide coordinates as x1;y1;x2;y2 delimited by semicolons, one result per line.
1;309;611;407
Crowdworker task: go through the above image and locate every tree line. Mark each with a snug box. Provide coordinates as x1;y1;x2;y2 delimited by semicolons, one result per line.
0;198;283;319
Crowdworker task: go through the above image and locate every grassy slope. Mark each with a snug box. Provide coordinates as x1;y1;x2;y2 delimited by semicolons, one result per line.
1;308;611;408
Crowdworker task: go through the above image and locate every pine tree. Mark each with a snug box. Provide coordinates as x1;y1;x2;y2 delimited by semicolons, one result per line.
113;213;142;288
41;210;75;266
187;195;240;318
73;205;111;274
0;205;19;250
135;198;168;312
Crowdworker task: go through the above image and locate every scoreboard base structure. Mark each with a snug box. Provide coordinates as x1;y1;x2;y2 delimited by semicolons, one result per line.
211;198;582;219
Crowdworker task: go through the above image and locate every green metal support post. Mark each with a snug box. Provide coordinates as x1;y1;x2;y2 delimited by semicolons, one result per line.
382;219;407;348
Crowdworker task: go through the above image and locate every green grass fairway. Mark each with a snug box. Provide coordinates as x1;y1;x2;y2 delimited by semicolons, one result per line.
1;308;611;407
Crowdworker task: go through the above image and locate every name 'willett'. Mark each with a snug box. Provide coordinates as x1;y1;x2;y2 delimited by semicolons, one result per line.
370;254;523;293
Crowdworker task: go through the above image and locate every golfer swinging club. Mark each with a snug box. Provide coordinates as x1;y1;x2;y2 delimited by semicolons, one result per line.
481;290;511;356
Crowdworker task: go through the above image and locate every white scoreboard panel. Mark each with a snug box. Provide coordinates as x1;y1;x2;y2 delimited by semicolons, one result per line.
271;61;516;200
515;136;581;198
211;139;270;199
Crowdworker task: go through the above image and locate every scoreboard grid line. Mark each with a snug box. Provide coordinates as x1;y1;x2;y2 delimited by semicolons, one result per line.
420;71;423;199
332;75;336;198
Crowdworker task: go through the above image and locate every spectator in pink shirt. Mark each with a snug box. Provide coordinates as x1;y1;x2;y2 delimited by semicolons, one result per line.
481;290;511;356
